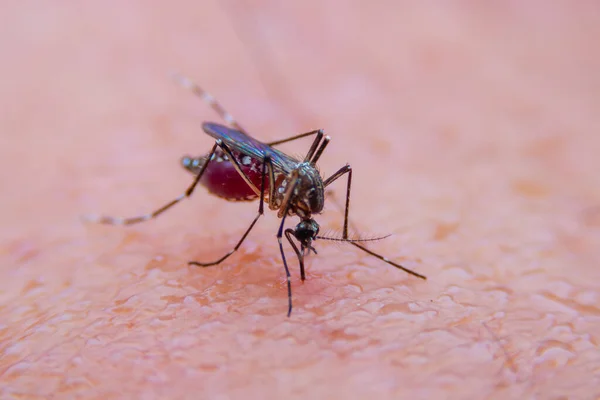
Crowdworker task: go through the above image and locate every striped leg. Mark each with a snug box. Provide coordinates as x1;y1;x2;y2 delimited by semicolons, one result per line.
171;73;247;133
189;152;272;267
83;142;220;225
323;164;426;280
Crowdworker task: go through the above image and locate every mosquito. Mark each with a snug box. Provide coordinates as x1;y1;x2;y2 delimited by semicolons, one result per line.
86;74;426;316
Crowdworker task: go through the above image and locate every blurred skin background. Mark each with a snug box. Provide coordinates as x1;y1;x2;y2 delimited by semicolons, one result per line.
1;2;599;399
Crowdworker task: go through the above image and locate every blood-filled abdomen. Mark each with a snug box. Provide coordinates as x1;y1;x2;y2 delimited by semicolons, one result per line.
181;149;268;202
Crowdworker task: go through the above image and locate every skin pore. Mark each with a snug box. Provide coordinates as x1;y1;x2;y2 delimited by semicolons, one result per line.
1;3;599;399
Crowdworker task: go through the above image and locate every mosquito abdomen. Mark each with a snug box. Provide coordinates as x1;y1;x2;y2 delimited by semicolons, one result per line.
182;150;268;201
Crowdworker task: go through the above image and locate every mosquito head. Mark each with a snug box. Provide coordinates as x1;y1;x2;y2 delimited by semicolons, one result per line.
292;218;320;253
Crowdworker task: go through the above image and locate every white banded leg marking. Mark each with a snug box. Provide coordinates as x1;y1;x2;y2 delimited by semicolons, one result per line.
171;73;246;133
83;144;219;226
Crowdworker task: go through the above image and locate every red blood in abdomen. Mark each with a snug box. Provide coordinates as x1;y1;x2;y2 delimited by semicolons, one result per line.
200;156;268;201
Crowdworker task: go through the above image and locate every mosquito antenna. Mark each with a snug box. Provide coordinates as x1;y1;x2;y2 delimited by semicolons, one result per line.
316;233;392;243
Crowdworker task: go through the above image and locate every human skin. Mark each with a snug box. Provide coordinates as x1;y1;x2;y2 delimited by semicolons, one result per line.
1;2;599;399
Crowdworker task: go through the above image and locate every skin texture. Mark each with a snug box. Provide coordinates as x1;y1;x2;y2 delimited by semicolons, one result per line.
1;2;599;399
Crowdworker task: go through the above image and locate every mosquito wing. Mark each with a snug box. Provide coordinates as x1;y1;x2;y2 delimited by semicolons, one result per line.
202;122;299;173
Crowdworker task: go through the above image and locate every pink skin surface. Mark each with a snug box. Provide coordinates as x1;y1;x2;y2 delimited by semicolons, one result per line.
2;2;600;399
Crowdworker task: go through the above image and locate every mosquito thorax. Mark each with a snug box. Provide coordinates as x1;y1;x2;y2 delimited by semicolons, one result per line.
283;162;324;218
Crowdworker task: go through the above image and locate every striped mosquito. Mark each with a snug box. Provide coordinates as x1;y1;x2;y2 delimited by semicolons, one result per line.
86;74;426;316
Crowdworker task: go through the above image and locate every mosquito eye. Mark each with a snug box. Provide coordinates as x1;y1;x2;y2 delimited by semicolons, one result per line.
296;228;311;241
294;220;319;243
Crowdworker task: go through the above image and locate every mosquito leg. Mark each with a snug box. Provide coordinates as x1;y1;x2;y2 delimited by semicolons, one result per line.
216;141;261;197
267;129;324;163
189;154;272;267
84;142;220;225
174;71;325;160
323;164;352;233
172;73;248;134
302;130;324;163
324;188;362;240
267;129;326;165
266;129;322;146
310;135;330;164
324;164;427;280
276;173;300;316
285;229;306;281
181;141;264;198
277;214;294;317
266;156;277;210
